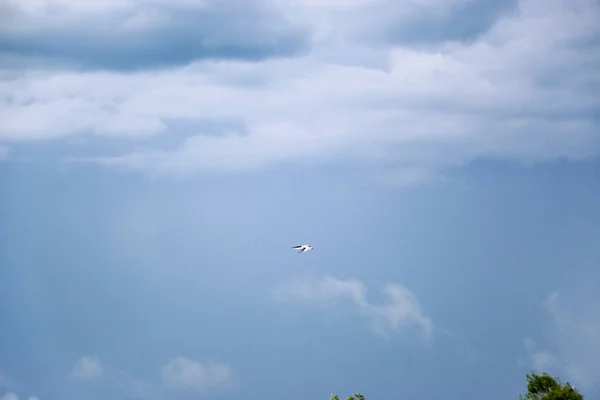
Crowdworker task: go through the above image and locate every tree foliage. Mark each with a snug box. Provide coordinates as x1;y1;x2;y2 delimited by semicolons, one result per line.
330;393;364;400
329;372;584;400
519;372;583;400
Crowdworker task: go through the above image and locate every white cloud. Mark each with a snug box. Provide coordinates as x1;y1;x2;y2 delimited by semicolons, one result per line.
161;357;233;393
274;275;434;340
0;393;36;400
70;356;103;380
64;355;231;399
523;290;600;390
0;373;39;400
0;0;598;182
523;338;558;372
542;291;600;389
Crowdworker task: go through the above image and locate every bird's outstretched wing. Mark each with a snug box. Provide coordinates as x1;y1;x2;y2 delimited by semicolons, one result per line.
291;245;303;249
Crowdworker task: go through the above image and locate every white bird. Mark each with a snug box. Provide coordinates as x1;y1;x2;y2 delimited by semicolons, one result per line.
291;244;313;253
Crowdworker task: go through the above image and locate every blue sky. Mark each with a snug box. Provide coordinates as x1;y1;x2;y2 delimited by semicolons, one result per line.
1;0;599;399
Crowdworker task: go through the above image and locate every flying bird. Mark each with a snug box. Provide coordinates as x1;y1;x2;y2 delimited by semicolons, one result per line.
291;244;313;253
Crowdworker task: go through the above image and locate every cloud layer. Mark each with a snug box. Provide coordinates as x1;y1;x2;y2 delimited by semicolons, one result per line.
274;275;434;340
0;0;598;182
0;0;310;70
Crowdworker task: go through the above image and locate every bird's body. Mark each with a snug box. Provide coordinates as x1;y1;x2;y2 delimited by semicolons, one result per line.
292;244;313;253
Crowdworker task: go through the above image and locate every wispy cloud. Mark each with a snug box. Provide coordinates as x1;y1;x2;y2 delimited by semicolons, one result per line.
0;373;39;400
522;290;600;390
70;356;103;380
542;291;600;389
71;356;234;398
161;357;233;394
0;392;39;400
522;338;558;372
274;275;434;340
0;0;597;183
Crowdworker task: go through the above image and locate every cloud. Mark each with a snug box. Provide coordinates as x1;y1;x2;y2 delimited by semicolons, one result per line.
0;393;39;400
541;291;600;389
161;357;233;394
0;0;598;183
522;338;558;372
522;290;600;390
0;0;310;71
70;356;103;380
0;373;39;400
310;0;519;46
62;355;232;399
274;275;434;340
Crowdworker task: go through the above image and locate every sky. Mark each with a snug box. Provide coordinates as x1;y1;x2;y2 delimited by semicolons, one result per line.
0;0;599;399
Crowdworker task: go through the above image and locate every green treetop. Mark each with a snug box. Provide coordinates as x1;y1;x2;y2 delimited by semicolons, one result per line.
328;371;584;400
330;393;365;400
519;372;583;400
